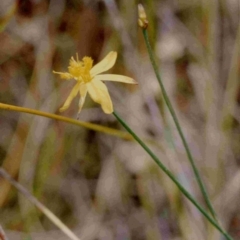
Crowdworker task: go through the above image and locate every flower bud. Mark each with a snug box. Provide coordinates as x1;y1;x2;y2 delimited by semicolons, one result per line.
138;4;148;29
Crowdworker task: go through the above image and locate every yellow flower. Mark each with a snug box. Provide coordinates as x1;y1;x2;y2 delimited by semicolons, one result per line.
53;51;137;114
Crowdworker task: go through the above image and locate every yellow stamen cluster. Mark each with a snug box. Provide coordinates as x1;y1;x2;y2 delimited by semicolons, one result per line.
68;56;93;83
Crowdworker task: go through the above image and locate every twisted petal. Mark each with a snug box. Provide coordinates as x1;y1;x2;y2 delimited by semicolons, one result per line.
94;74;137;84
53;71;72;80
90;51;117;77
59;82;81;112
78;84;88;113
87;80;113;114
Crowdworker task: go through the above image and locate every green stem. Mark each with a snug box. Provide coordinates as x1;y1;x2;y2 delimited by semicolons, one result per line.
113;111;232;240
142;29;217;221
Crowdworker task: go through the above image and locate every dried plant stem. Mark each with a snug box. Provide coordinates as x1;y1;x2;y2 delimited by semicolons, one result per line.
0;103;131;140
0;225;8;240
0;168;81;240
113;111;232;240
141;28;217;221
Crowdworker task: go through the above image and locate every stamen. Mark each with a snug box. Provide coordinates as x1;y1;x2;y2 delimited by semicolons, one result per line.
82;57;93;70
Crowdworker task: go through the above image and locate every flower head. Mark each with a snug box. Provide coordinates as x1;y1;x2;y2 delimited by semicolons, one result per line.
138;4;148;29
53;51;137;114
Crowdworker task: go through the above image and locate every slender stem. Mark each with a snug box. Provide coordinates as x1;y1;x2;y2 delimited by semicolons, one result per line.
142;29;217;220
113;111;232;240
0;102;131;140
0;168;81;240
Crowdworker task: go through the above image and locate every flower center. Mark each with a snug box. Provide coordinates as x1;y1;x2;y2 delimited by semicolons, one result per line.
68;56;93;83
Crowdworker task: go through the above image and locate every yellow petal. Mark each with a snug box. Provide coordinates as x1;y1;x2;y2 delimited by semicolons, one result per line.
78;84;88;113
90;51;117;77
87;80;113;114
94;74;137;84
53;71;72;80
59;82;81;112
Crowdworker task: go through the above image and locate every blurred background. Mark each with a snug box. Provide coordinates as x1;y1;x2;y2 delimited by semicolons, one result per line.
0;0;239;239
